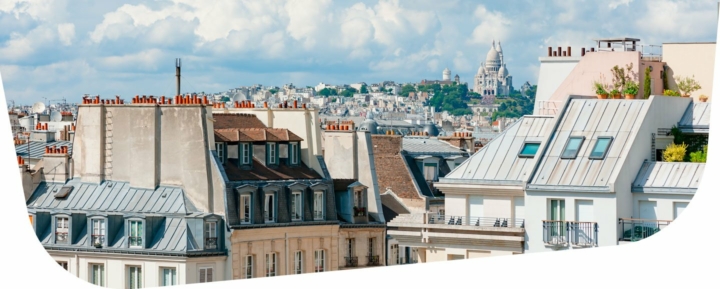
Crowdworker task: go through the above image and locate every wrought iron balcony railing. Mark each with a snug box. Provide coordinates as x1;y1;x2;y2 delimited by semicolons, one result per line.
55;232;69;244
345;256;358;267
618;218;671;242
542;220;567;245
428;214;525;228
543;221;599;247
91;235;105;247
353;207;367;217
205;237;218;249
367;255;380;266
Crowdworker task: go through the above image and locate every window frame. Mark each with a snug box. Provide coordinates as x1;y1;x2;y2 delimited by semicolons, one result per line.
240;142;251;165
267;142;277;165
347;238;355;258
560;136;585;159
264;192;277;223
518;141;541;158
289;142;299;165
291;190;303;221
128;219;144;248
160;267;177;287
239;193;252;224
588;136;614;160
127;265;142;289
294;251;303;274
198;266;213;283
58;261;68;270
314;250;326;272
204;220;218;250
89;263;105;286
89;217;106;247
313;191;325;221
266;252;277;277
422;162;438;181
216;142;225;164
244;255;254;279
55;215;70;244
368;237;375;257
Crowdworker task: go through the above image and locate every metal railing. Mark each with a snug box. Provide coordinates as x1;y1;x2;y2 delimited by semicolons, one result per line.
569;222;598;247
367;255;380;266
205;237;218;249
91;235;105;246
55;232;69;244
353;207;367;217
428;215;525;228
543;221;567;245
345;256;358;267
618;218;671;242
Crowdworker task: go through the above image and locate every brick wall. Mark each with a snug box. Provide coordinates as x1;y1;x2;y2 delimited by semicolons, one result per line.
371;135;421;200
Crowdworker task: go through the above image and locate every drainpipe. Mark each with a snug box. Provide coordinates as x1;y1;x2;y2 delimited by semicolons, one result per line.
285;232;289;275
75;253;79;278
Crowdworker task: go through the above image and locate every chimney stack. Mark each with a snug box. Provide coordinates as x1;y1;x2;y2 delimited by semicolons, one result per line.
567;47;571;57
548;47;552;57
581;48;586;56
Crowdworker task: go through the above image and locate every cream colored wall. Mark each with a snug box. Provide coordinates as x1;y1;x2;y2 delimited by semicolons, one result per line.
50;253;225;288
663;43;716;101
230;225;340;279
444;194;466;217
425;248;446;263
632;193;694;221
338;228;386;267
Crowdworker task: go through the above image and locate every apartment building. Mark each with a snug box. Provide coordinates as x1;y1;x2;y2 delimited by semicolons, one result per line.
24;95;230;288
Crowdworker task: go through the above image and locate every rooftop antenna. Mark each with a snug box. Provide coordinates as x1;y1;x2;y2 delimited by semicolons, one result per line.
176;58;181;96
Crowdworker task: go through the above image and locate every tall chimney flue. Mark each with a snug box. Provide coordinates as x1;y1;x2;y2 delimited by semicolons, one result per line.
176;58;181;97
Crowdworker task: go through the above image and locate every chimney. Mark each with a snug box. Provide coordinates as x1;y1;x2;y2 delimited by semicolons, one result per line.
567;47;571;57
548;47;552;57
553;51;557;57
557;46;561;56
562;51;567;57
581;48;586;56
43;145;71;183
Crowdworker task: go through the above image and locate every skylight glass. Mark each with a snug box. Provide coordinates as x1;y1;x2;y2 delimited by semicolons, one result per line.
561;137;584;159
589;137;613;159
519;142;541;157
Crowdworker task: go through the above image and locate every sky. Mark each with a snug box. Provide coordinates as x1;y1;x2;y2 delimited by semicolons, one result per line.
0;0;718;105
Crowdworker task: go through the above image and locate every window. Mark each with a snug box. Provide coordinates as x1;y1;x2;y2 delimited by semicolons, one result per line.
55;216;69;244
216;143;225;164
347;238;355;257
268;142;277;164
313;191;324;220
240;194;252;224
291;191;302;221
198;267;213;283
128;266;142;289
241;143;251;165
245;255;254;279
589;137;613;159
423;163;437;181
519;142;541;158
58;261;68;270
129;220;143;248
161;268;176;286
92;219;105;246
368;237;375;257
549;199;566;239
265;193;275;222
204;221;217;249
266;253;277;277
314;250;325;272
354;190;363;208
561;136;585;159
294;251;303;274
90;264;104;286
289;142;299;165
391;244;399;265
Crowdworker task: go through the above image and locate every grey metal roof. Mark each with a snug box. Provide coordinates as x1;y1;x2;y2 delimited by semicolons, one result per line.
402;137;467;155
678;102;710;132
27;179;198;215
443;115;556;183
16;141;73;159
530;99;651;188
632;161;704;194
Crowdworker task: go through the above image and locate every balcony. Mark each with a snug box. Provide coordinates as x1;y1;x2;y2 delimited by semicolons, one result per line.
205;237;218;249
428;215;524;228
352;207;369;224
344;256;358;267
91;235;105;247
618;218;671;242
543;221;599;247
367;255;380;266
55;232;69;244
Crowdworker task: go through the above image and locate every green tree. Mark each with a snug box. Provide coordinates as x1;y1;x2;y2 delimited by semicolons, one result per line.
318;88;337;97
340;87;358;98
360;85;369;94
268;89;278;95
400;84;416;97
643;67;652;99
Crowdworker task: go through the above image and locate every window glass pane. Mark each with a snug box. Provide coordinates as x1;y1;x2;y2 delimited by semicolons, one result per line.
562;138;583;158
520;143;540;156
590;138;611;158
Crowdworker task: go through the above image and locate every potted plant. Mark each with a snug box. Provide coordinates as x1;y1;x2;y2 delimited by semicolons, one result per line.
624;80;639;99
593;81;608;99
675;75;701;97
610;89;622;99
663;89;681;97
699;94;709;102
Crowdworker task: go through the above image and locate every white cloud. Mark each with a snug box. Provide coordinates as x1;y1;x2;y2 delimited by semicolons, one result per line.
634;0;717;41
468;5;511;46
95;49;165;72
57;22;74;45
609;0;633;9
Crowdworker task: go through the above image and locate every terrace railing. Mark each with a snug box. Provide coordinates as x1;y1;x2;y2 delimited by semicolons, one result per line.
428;214;524;228
618;218;671;242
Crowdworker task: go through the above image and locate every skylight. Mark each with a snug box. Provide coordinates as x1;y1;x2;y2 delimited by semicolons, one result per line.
589;137;613;159
519;142;541;158
561;136;585;159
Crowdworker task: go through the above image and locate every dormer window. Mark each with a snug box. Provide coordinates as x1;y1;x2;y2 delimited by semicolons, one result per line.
291;191;302;221
265;193;276;223
91;219;106;246
240;143;252;165
267;142;277;165
240;194;252;224
313;191;324;220
289;142;299;165
55;216;69;244
128;220;143;248
561;136;585;159
204;221;217;250
216;142;226;164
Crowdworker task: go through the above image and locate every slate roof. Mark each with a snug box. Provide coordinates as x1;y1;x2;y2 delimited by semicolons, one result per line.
16;141;73;160
677;102;710;133
442;115;556;185
222;158;323;181
215;128;304;142
213;113;267;129
631;161;704;194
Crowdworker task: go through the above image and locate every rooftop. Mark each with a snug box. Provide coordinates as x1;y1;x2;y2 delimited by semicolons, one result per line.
678;102;711;133
402;137;468;156
632;161;704;194
16;141;73;160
